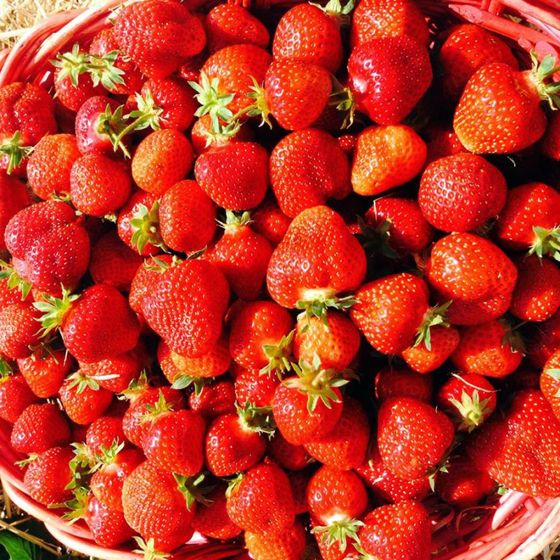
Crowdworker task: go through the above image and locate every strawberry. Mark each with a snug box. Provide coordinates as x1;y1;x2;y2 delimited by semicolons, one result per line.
307;466;367;552
130;256;176;315
374;367;433;403
0;372;38;423
85;495;135;547
11;403;71;454
252;199;291;246
27;134;80;200
235;368;280;408
435;457;495;509
59;371;113;425
267;206;366;315
453;57;559;154
190;113;254;154
270;128;351;218
113;0;206;79
188;378;236;420
437;373;496;431
89;231;143;292
543;110;560;161
312;518;360;560
351;125;427;196
378;397;455;479
424;123;466;164
226;461;296;534
351;0;429;48
122;461;196;552
192;484;242;539
445;292;512;327
541;350;560;418
364;197;434;255
245;522;307;560
79;350;143;394
358;500;431;560
451;320;523;378
132;129;194;196
158;180;216;253
228;300;294;372
495;182;560;258
438;24;518;102
0;302;41;359
205;4;269;53
36;284;141;363
142;259;229;357
350;273;430;355
418;153;507;233
273;3;345;73
527;310;560;368
304;397;369;470
268;432;310;471
23;447;74;506
194;141;268;210
510;255;560;321
348;36;432;125
466;390;560;497
86;416;126;455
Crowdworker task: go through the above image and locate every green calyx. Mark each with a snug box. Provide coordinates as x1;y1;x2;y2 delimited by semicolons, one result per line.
312;518;364;553
66;370;104;394
133;537;170;560
119;370;150;401
244;77;272;128
260;329;294;379
171;374;212;396
33;286;79;338
130;201;167;254
236;401;276;437
0;358;13;378
414;301;452;351
217;209;252;231
329;84;355;130
90;440;126;472
0;259;32;300
448;386;493;432
0;131;33;174
530;52;560;110
356;217;399;260
225;472;244;498
174;472;213;510
62;486;90;523
95;103;131;158
68;443;96;489
529;226;560;262
144;255;179;273
311;0;354;19
141;389;175;423
296;290;356;326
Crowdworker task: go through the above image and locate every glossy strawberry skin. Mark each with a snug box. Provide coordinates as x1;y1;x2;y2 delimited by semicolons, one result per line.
374;367;433;403
74;96;121;155
188;378;236;420
59;377;113;425
86;416;126;455
401;326;460;374
0;303;41;360
86;496;135;547
117;191;161;256
192;485;242;540
54;66;105;113
0;374;38;424
245;522;307;560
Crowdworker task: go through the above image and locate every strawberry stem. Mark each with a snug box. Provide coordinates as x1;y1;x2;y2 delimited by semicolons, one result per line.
0;131;33;174
189;72;235;134
260;330;294;379
130;201;167;254
414;301;452;351
33;286;80;338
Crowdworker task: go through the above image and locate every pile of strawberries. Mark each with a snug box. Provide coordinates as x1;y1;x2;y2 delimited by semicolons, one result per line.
1;0;560;558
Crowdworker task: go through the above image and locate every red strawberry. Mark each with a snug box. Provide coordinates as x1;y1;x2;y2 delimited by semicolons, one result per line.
424;123;466;164
11;403;71;454
192;485;242;540
445;292;512;327
0;372;38;423
86;416;126;455
374;367;433;403
245;522;307;560
527;310;560;368
85;495;135;547
205;4;269;53
17;347;71;398
270;128;351;218
305;398;369;470
268;432;310;471
129;256;177;315
23;447;74;506
541;350;560;418
188;378;236;420
0;302;41;359
378;397;455;479
113;0;206;79
27;134;80;200
235;369;280;407
451;320;523;378
418;153;507;233
543;110;560;161
159;180;216;253
190;113;254;154
194;141;268;210
348;36;432;125
358;500;431;560
466;390;560;497
249;200;292;246
351;125;427;196
226;462;296;534
142;259;229;357
80;350;143;394
267;206;366;315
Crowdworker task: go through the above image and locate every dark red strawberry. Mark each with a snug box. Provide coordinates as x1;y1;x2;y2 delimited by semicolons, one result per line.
0;372;38;424
374;367;433;403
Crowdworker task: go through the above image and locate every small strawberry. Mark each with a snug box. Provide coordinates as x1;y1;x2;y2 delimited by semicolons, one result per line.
192;484;242;540
0;371;38;423
17;347;71;398
351;125;427;196
374;367;433;403
0;302;41;360
245;522;307;560
424;123;466;164
268;432;311;471
378;397;455;480
188;378;236;420
86;416;126;455
235;369;280;408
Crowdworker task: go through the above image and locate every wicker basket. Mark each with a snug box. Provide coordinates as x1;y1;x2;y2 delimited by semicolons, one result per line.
1;1;560;559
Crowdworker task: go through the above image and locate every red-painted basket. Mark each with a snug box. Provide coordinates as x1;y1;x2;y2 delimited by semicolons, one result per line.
1;1;560;559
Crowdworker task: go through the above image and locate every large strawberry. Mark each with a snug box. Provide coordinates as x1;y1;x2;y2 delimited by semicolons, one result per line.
245;522;307;560
0;372;38;424
83;494;135;547
192;484;242;540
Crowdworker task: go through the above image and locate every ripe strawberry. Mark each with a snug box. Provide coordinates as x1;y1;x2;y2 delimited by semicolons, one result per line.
192;484;242;540
364;197;434;255
0;302;41;359
453;58;557;153
27;134;80;200
226;462;295;534
252;200;291;247
79;350;143;394
59;371;113;425
467;390;560;497
351;125;427;196
348;36;432;125
0;372;38;423
495;182;560;257
268;432;310;471
374;367;433;403
528;310;560;368
305;398;370;470
158;180;216;253
351;0;429;48
194;141;268;210
142;259;229;357
23;447;74;506
438;24;518;102
358;500;431;560
85;495;135;547
190;113;254;154
86;416;126;455
235;369;280;408
451;320;523;378
132;129;194;196
273;3;345;73
113;0;206;79
437;373;496;431
543;110;560;161
245;522;307;560
378;397;455;479
270;129;350;218
435;457;495;509
445;292;512;327
11;403;71;454
418;153;507;233
36;284;141;363
188;378;236;420
424;123;466;164
267;206;366;314
0;276;25;307
122;461;196;552
541;350;560;418
312;517;360;560
205;4;269;53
